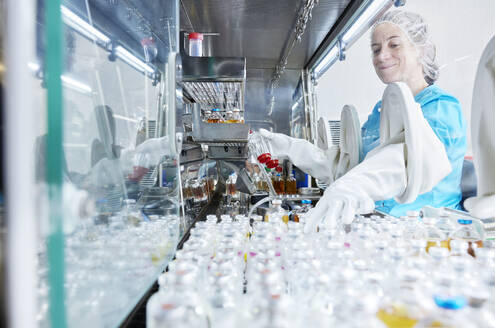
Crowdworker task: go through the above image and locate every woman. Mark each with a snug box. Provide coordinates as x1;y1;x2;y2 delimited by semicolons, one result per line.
362;10;466;216
260;10;466;220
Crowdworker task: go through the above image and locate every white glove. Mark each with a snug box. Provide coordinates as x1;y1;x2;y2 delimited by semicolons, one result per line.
464;195;495;219
304;82;452;233
120;136;171;171
465;36;495;219
377;82;451;204
334;104;362;180
258;128;292;159
303;142;406;233
37;182;94;236
259;128;339;184
135;135;171;165
259;105;361;184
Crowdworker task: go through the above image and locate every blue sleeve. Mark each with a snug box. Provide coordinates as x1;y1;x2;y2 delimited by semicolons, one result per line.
361;101;382;158
421;97;467;163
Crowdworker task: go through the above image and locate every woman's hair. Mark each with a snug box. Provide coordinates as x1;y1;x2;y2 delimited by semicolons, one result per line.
372;10;439;85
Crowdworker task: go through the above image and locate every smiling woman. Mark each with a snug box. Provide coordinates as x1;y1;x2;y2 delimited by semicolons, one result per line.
371;10;436;95
361;9;467;217
371;24;428;96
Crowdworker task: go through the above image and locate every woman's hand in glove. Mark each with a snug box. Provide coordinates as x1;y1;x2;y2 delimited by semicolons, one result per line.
303;185;375;233
259;129;292;158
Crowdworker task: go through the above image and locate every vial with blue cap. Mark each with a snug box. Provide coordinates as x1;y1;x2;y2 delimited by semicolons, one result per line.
450;218;483;257
293;199;312;223
415;295;473;328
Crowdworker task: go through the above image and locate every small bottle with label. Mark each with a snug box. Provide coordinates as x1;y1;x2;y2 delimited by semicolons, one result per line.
450;218;483;257
265;199;289;225
203;110;212;123
224;110;235;123
233;108;244;123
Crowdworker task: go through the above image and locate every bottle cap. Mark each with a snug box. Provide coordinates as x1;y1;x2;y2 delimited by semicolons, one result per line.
188;32;204;40
433;295;467;310
458;219;473;225
266;159;279;169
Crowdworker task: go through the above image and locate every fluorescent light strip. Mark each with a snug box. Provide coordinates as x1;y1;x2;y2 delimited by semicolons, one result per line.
61;5;110;44
28;62;93;94
115;46;154;74
113;114;139;123
61;75;93;93
313;0;392;79
314;46;339;77
342;0;391;44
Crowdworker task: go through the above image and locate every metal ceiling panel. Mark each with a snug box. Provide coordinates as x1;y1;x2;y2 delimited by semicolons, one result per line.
180;0;351;70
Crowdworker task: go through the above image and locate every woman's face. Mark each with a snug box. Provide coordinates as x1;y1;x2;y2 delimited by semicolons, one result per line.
371;22;423;84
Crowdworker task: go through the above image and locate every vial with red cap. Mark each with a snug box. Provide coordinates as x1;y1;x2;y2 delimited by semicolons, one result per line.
248;131;272;164
266;159;279;169
188;32;203;56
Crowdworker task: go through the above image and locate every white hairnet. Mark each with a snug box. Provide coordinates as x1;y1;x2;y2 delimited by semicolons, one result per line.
372;10;439;85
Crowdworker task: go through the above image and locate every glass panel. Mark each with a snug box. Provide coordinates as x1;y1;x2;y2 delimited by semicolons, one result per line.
36;0;181;326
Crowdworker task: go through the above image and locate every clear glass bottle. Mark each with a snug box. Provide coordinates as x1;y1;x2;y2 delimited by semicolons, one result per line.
224;110;235;123
226;173;237;197
285;172;297;195
183;176;194;200
203;110;212;123
273;168;285;195
233;108;244;123
262;168;271;192
450;218;483;257
422;217;449;253
402;212;427;241
192;179;206;202
265;199;289;226
188;32;203;56
435;213;457;240
207;108;224;123
253;171;263;191
122;199;142;225
146;269;208;328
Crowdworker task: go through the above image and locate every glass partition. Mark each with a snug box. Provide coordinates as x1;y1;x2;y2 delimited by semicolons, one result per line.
32;0;181;326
